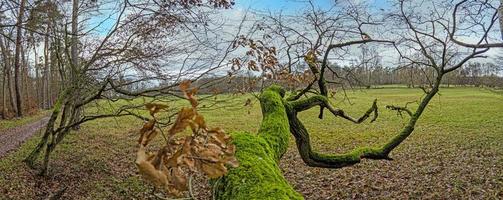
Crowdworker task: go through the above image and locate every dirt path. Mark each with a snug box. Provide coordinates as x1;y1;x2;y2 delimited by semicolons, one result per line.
0;117;49;158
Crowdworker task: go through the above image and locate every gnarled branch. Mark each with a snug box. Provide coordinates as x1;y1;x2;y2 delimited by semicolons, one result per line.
285;79;440;168
289;95;378;124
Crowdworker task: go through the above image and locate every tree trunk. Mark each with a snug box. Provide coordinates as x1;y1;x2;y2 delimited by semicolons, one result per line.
213;86;302;199
24;90;66;168
13;0;26;117
21;40;29;112
70;0;82;130
34;39;41;108
500;0;503;40
43;28;50;109
1;61;6;119
0;30;16;117
0;35;9;118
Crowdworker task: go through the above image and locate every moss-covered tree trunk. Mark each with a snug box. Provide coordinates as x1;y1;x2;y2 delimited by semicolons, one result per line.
214;79;439;199
214;85;303;199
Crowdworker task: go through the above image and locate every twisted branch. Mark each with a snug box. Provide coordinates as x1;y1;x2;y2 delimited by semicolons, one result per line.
284;79;440;168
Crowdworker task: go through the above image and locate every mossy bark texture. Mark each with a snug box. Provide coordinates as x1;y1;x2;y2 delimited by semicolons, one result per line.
214;85;303;200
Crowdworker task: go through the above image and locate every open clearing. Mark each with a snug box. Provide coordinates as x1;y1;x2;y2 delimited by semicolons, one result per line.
0;87;502;199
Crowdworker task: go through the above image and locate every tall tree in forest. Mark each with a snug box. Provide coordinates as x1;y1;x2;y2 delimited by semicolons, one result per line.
13;0;26;117
0;27;17;118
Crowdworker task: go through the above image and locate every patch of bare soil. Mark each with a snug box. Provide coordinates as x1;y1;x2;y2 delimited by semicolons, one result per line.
0;117;49;158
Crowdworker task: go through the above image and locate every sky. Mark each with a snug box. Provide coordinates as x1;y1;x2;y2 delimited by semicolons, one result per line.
84;0;501;69
234;0;392;12
236;0;333;11
228;0;500;65
225;0;397;66
88;0;393;35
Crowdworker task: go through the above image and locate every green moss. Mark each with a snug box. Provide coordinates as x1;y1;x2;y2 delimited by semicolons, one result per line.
214;132;302;200
257;85;290;160
214;86;303;199
289;95;327;111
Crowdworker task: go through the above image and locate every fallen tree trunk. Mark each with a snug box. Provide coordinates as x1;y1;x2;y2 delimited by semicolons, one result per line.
213;85;303;199
214;80;440;199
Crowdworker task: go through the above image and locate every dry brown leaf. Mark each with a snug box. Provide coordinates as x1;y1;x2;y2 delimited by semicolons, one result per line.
136;146;169;187
179;80;191;91
166;186;182;197
201;163;227;178
140;129;159;146
194;115;206;129
224;144;236;155
209;129;230;147
165;149;183;168
135;84;239;197
168;108;195;135
197;149;220;163
138;119;156;145
171;167;188;191
183;157;196;171
145;103;168;116
224;156;239;168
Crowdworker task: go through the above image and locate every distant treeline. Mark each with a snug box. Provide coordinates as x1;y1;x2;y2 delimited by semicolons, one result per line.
73;61;503;100
188;61;503;94
342;61;503;88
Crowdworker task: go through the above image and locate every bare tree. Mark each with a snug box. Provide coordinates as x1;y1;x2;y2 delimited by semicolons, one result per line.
22;0;240;175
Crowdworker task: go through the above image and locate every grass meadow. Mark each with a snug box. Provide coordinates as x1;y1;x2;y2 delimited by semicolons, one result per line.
0;86;502;199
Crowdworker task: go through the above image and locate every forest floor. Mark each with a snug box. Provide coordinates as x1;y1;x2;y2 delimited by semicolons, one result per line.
0;111;49;132
0;116;49;158
0;87;502;199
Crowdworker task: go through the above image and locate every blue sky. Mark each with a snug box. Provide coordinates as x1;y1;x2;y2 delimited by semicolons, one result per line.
235;0;333;11
88;0;393;34
234;0;392;12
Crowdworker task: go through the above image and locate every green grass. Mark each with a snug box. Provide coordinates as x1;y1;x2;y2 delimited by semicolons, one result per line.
0;87;502;199
0;110;50;132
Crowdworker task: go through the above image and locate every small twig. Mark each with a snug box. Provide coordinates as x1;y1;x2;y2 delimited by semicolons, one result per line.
155;123;170;145
386;105;413;117
189;175;197;200
418;85;430;94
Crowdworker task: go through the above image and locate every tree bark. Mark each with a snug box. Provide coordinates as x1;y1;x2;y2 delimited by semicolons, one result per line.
21;39;29;111
13;0;26;117
499;0;503;40
24;90;66;168
34;38;41;107
213;86;302;199
43;28;50;109
0;35;10;118
1;62;6;118
0;29;17;117
70;0;82;130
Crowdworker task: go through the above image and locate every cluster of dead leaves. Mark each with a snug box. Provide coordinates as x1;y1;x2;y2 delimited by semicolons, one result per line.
135;81;238;197
231;35;278;73
275;69;315;87
229;36;320;88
